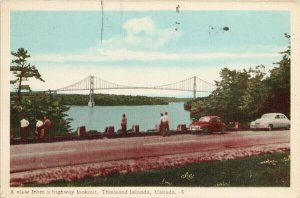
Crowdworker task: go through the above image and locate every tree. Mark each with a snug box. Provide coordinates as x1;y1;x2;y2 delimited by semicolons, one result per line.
10;48;72;137
189;67;254;123
10;48;44;101
262;34;290;117
238;65;268;120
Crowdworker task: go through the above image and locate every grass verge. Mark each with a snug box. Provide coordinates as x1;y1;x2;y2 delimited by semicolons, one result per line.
25;152;290;187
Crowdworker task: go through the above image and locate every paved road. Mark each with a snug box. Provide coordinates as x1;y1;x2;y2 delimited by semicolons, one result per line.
10;130;290;173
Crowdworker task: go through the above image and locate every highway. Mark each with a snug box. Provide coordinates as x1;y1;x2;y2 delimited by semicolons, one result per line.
11;130;290;173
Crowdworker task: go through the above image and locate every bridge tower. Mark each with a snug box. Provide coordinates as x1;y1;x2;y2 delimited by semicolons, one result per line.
193;76;197;99
88;75;95;107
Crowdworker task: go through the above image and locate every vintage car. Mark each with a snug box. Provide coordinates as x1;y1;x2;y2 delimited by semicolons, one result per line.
250;113;290;131
189;115;226;134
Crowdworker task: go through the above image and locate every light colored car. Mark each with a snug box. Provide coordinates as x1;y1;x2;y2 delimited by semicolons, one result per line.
250;113;290;131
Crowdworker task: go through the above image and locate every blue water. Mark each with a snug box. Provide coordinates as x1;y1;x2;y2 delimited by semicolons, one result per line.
67;102;191;132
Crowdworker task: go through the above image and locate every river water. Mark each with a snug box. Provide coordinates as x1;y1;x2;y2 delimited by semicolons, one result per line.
67;102;191;132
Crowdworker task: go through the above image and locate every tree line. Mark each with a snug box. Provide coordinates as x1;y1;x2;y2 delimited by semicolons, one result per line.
59;94;191;106
60;94;168;106
186;34;290;124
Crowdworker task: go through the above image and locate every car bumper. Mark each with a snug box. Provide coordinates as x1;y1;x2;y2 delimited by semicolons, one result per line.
250;124;268;129
188;126;203;131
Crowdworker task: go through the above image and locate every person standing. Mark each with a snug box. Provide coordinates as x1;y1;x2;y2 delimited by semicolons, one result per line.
121;114;127;135
160;113;166;137
35;117;43;140
43;116;51;141
20;116;29;143
164;112;170;131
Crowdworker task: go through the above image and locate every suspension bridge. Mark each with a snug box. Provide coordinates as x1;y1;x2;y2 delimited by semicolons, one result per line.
55;75;216;106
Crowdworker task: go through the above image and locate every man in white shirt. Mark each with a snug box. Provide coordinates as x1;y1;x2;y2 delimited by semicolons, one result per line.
20;116;29;143
163;112;170;131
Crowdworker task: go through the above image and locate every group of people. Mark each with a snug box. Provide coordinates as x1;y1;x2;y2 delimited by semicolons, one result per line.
20;115;52;142
19;112;169;142
120;112;170;137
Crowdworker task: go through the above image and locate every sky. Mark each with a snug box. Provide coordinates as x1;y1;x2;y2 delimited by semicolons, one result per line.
10;10;290;97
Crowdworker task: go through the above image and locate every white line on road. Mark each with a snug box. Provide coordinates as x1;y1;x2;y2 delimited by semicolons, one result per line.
11;149;77;157
143;139;198;146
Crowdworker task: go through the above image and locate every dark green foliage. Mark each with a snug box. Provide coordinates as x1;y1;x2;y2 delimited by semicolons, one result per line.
10;48;72;137
10;92;73;137
239;66;269;119
189;66;269;123
262;34;290;117
25;152;290;187
59;94;171;106
188;34;290;123
95;94;168;106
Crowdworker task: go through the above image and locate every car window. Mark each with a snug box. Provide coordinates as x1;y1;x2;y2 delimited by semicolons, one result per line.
216;118;221;122
280;115;286;119
261;114;274;119
210;118;217;122
199;117;210;122
275;115;280;119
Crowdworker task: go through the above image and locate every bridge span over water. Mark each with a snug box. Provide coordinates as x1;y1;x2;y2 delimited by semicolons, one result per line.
55;75;216;106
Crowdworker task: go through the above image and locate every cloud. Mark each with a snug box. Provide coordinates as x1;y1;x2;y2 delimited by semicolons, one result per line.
102;17;182;49
122;17;156;36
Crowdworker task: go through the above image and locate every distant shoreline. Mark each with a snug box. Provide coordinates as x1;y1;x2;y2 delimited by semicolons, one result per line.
10;92;192;106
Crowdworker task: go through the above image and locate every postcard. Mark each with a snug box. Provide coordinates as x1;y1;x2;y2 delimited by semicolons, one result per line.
1;0;300;197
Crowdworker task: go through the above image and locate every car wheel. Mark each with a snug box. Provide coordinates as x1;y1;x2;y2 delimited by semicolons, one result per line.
286;125;290;130
202;127;209;135
268;124;273;131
